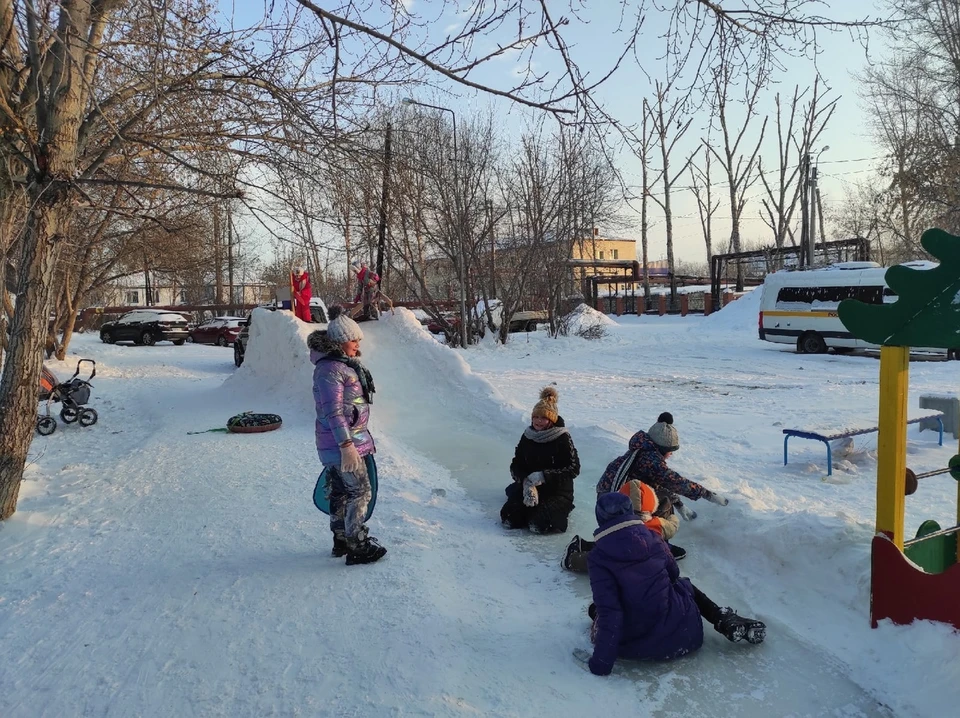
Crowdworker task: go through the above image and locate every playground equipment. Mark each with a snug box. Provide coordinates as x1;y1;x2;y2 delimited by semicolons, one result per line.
838;227;960;629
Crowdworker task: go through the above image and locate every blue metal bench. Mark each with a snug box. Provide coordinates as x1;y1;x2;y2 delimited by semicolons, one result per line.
783;412;945;476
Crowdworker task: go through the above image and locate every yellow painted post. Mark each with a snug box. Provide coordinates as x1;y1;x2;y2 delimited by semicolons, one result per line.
876;345;910;549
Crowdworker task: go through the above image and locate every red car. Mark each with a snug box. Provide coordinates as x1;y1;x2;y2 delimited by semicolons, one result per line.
188;317;244;346
426;312;460;335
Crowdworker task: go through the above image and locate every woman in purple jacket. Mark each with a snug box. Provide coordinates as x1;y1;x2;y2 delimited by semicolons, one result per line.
586;492;764;676
308;306;385;565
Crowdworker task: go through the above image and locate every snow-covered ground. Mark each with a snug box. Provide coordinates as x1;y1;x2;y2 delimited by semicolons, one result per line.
1;297;958;717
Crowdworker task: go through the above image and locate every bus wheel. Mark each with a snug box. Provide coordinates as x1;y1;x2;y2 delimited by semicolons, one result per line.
798;332;827;354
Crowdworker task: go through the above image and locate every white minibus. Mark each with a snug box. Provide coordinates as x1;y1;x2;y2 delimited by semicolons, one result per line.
758;260;942;355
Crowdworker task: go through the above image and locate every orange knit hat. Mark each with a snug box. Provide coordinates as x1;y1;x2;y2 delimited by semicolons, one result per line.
531;386;559;424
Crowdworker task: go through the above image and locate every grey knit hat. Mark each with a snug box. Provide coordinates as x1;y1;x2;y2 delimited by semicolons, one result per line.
647;412;679;453
326;305;363;343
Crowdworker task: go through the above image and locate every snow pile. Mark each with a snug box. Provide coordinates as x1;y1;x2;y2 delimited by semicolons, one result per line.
703;285;761;332
563;303;617;334
223;308;316;413
377;308;519;425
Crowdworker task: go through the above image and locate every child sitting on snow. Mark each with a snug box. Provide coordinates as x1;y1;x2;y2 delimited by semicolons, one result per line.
562;479;678;572
582;492;765;676
500;387;580;534
593;411;729;559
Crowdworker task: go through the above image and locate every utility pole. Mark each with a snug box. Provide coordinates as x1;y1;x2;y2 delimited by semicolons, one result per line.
227;207;234;307
808;146;830;268
375;122;392;284
809;163;819;267
402;99;466;346
799;153;810;267
486;199;495;299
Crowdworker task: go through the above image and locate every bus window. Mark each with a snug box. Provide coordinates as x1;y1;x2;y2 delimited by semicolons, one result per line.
776;285;885;309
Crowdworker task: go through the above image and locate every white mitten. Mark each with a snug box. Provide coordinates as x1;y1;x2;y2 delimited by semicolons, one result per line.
340;443;362;474
703;490;729;506
523;481;540;507
674;501;698;522
522;472;545;507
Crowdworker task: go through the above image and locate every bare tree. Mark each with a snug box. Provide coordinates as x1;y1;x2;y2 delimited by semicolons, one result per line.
758;80;836;255
758;87;805;249
649;80;697;309
690;143;721;267
707;51;768;289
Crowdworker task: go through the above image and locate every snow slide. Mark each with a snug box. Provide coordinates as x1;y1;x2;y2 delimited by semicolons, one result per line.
354;310;892;717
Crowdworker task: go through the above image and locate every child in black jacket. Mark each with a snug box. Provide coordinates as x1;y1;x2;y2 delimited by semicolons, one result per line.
500;387;581;533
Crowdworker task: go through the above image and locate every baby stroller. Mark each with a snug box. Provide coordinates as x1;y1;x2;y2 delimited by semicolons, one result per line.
36;359;98;436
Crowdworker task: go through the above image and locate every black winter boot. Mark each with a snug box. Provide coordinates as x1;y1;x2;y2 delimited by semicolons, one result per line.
561;535;582;570
345;536;387;566
714;607;766;644
668;543;687;560
331;533;349;558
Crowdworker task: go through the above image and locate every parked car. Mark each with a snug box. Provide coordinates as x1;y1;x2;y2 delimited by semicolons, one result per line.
188;316;244;346
257;297;329;323
99;310;190;346
234;317;251;367
427;312;460;335
309;297;329;323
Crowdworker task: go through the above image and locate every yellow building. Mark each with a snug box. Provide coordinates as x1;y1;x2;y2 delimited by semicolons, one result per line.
571;232;636;263
569;231;638;291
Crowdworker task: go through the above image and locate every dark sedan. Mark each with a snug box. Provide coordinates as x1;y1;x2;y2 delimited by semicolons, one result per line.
100;310;189;346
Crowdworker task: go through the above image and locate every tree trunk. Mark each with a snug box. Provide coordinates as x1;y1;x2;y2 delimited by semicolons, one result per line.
0;195;67;519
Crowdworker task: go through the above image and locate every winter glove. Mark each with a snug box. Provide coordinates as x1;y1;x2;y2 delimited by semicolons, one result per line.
674;500;698;522
522;471;545;507
703;489;729;506
340;442;362;475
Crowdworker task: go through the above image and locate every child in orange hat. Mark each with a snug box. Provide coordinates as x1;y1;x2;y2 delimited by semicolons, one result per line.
561;479;678;572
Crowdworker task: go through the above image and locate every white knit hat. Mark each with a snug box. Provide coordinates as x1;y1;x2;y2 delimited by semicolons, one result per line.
326;306;363;343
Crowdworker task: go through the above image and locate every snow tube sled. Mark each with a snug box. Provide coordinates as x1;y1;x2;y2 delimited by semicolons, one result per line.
226;412;282;434
313;454;379;521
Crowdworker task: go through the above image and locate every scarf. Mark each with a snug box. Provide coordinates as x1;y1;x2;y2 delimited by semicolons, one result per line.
320;351;376;404
523;425;569;443
610;449;638;493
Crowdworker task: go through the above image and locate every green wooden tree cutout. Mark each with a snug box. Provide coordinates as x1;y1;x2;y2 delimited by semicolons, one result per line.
838;228;960;348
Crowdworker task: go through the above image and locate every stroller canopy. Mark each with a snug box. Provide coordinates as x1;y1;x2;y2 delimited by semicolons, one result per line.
39;365;59;401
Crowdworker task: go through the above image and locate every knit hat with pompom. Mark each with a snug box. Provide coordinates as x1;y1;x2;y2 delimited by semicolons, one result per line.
325;305;364;344
531;386;559;424
647;411;679;453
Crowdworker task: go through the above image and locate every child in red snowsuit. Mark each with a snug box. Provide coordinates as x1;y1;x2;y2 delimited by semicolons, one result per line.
291;267;313;323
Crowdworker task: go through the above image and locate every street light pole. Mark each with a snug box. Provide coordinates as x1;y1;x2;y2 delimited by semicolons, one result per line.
402;98;467;347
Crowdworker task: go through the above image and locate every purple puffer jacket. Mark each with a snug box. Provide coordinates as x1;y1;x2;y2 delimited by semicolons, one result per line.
308;331;375;466
587;507;703;675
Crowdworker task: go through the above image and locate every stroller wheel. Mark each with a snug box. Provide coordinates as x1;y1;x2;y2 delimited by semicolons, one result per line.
37;416;57;436
79;408;98;427
60;406;80;423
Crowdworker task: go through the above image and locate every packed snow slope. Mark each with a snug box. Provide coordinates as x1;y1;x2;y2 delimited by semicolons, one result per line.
0;298;956;717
